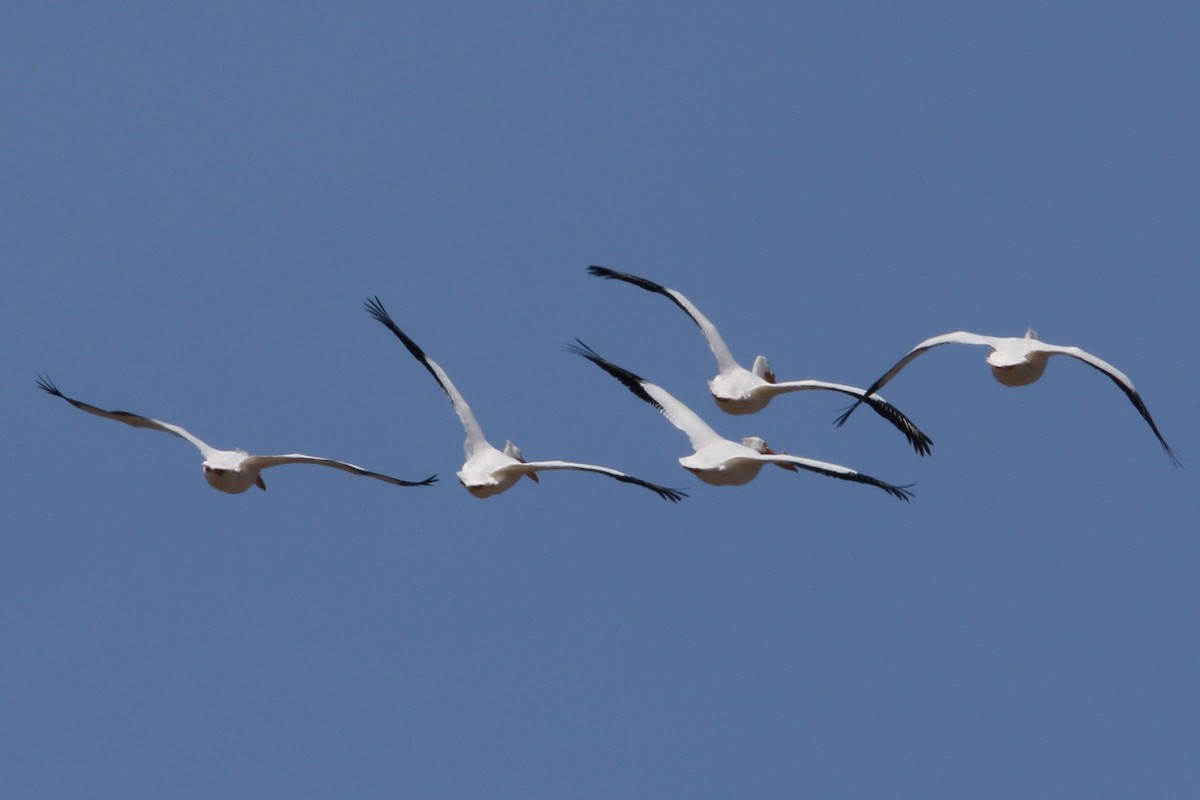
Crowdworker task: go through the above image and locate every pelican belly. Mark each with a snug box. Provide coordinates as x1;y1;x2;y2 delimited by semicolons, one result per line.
203;466;256;494
712;395;766;415
458;470;520;498
986;345;1048;386
464;483;506;498
987;358;1048;387
683;459;765;486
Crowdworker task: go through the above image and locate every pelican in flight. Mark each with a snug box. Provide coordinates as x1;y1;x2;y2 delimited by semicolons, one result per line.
587;266;933;456
37;375;438;493
835;329;1180;466
568;340;913;500
364;297;686;502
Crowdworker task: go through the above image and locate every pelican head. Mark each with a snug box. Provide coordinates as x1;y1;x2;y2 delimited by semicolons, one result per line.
503;440;538;482
741;435;798;471
751;355;776;384
741;436;769;453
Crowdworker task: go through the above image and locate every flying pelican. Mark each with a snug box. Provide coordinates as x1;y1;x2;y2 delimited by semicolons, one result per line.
834;329;1181;467
364;297;687;502
587;265;933;456
37;375;438;493
568;340;913;500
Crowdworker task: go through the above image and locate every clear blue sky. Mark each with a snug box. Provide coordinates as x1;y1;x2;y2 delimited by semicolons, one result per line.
4;3;1197;797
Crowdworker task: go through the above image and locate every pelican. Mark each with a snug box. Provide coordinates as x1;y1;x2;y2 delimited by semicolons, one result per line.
568;340;913;500
587;266;933;455
36;375;438;493
364;297;686;502
835;329;1180;466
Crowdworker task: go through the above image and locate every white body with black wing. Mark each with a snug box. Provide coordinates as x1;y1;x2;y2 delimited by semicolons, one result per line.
587;266;933;456
835;329;1180;467
568;341;913;500
37;376;438;493
365;297;686;502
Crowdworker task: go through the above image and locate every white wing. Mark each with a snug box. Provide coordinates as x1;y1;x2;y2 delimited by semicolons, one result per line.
588;266;739;374
37;375;220;458
762;378;933;455
763;452;914;500
365;296;491;457
245;454;437;486
836;331;1002;425
1037;344;1180;466
496;459;686;502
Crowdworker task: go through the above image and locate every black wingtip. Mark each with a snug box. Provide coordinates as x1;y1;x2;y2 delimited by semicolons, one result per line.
831;397;932;457
888;411;934;458
36;373;63;397
365;295;433;363
585;265;674;298
624;472;691;503
567;339;660;406
364;296;408;341
383;472;438;487
612;473;688;502
657;485;689;503
364;295;391;326
833;403;860;429
905;437;933;458
565;337;599;360
566;338;632;377
1163;443;1184;470
565;338;614;372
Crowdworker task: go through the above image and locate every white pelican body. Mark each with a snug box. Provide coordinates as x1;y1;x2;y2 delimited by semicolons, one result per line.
977;331;1050;386
588;266;932;455
568;341;913;500
455;443;528;498
365;297;686;502
37;376;438;494
836;329;1180;466
677;435;799;487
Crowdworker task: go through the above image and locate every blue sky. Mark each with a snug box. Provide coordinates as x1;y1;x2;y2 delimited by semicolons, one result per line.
4;3;1197;797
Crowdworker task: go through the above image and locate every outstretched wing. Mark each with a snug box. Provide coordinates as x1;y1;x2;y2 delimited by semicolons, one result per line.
497;460;686;502
764;452;914;501
588;266;739;375
835;331;1000;427
245;454;437;486
365;296;491;457
763;379;933;456
37;374;219;458
1040;344;1181;467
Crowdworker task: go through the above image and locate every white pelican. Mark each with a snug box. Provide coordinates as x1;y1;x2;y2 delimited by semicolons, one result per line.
37;375;438;493
568;340;913;500
587;266;933;455
835;329;1181;467
364;297;687;502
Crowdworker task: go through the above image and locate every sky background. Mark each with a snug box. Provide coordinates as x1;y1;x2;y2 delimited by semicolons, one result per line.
3;3;1197;797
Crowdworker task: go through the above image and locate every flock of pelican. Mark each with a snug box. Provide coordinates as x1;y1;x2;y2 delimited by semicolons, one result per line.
39;267;1180;501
